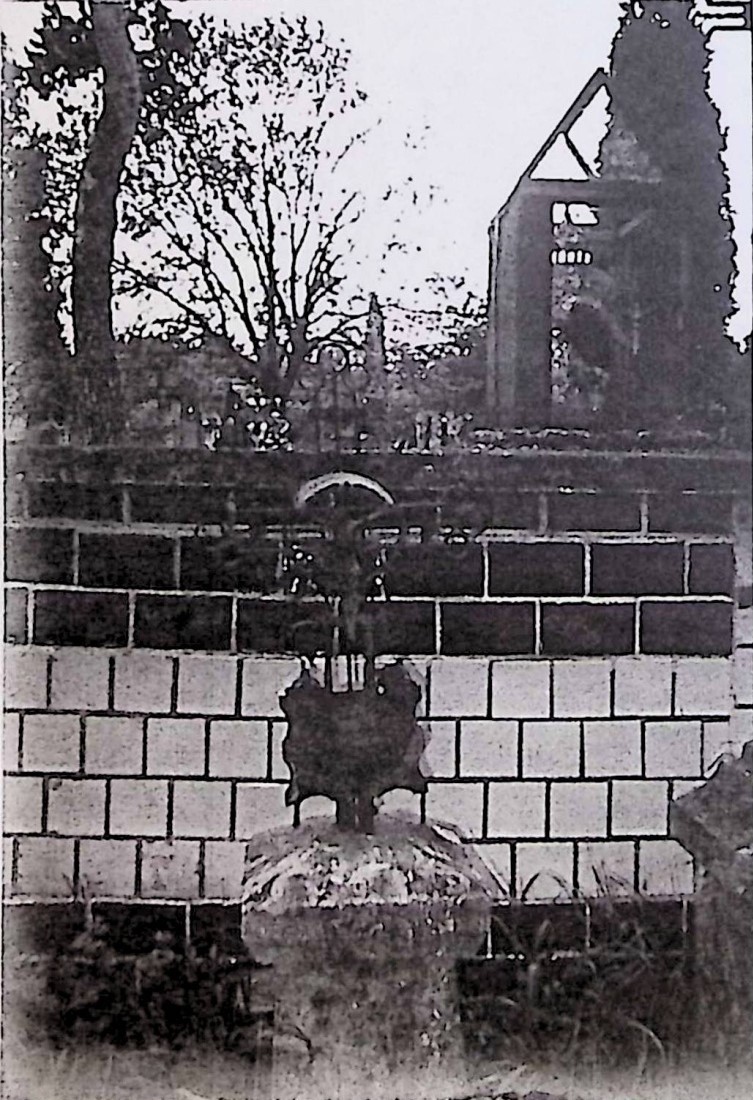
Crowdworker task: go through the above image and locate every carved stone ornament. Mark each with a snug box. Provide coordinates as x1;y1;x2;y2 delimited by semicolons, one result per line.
280;663;427;832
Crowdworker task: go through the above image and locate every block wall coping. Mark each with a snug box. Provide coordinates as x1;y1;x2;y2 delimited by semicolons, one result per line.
7;445;752;494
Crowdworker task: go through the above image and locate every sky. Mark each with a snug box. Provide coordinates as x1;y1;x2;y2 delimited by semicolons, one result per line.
3;0;752;344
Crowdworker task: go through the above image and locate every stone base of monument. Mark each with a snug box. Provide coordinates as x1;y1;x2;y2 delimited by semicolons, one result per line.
241;813;501;1087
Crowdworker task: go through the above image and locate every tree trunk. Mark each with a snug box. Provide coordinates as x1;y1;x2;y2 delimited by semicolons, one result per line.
71;2;142;441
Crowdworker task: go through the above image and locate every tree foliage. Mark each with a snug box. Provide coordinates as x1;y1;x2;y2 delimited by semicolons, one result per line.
384;281;488;443
6;0;194;440
5;4;488;447
599;0;743;431
7;4;377;436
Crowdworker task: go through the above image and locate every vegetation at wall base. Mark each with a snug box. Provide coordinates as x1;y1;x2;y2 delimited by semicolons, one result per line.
460;895;693;1073
1;891;743;1076
22;918;270;1055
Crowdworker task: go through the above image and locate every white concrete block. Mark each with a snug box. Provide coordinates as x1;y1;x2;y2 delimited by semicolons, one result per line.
79;839;137;897
147;718;205;776
15;837;74;897
644;721;702;777
178;655;237;715
141;839;200;898
3;647;48;711
638;839;694;896
487;781;546;837
3;712;20;771
459;720;518;778
420;720;457;777
47;779;106;836
209;720;268;778
430;658;489;717
733;647;753;707
522;721;580;777
235;783;291;836
550;782;608;838
611;780;669;836
425;781;484;838
114;651;174;714
109;779;168;836
241;658;301;717
553;660;611;718
203;840;246;899
516;841;575;901
491;660;550;718
614;656;672;716
173;781;232;838
23;714;80;773
584;721;641;777
3;776;43;833
675;658;732;716
49;649;110;711
86;716;143;775
578;840;635;896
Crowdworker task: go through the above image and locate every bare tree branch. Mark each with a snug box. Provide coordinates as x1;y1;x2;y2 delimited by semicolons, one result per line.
111;16;371;398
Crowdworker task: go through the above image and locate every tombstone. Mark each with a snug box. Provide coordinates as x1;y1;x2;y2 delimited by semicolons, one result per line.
670;740;753;1059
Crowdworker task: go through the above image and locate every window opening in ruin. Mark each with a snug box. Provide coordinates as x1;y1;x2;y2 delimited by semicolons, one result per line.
565;84;611;174
530;133;590;181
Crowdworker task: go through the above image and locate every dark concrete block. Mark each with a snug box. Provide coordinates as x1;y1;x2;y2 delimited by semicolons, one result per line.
190;903;244;954
437;494;494;531
457;956;518;1001
2;902;86;955
384;543;483;597
5;527;73;584
130;486;229;525
489;543;584;596
640;601;733;655
34;590;128;646
649;493;733;535
589;898;686;954
490;492;540;530
91;902;186;953
181;536;278;594
237;599;332;654
370;602;435;655
234;487;290;526
79;534;176;590
134;595;231;650
491;902;588;955
4;589;27;643
738;585;753;610
542;603;634;655
441;602;535;655
688;543;735;596
591;543;684;595
28;484;121;521
549;492;641;532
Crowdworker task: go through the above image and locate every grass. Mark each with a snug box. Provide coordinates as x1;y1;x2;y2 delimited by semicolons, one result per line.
2;1027;753;1100
4;887;750;1100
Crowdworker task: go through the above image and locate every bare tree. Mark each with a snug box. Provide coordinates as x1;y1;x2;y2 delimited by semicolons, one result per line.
117;15;371;398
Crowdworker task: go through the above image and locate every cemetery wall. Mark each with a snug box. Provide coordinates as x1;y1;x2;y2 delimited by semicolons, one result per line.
3;446;752;932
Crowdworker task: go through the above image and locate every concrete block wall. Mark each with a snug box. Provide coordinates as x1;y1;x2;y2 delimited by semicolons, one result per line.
3;449;751;909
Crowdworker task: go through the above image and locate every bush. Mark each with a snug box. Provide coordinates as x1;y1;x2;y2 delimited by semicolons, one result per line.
43;917;268;1052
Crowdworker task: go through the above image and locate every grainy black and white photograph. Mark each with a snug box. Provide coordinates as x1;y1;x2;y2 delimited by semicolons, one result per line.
1;1;752;1097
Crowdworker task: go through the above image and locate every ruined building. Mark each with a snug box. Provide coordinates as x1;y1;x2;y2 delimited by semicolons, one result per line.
486;0;748;431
